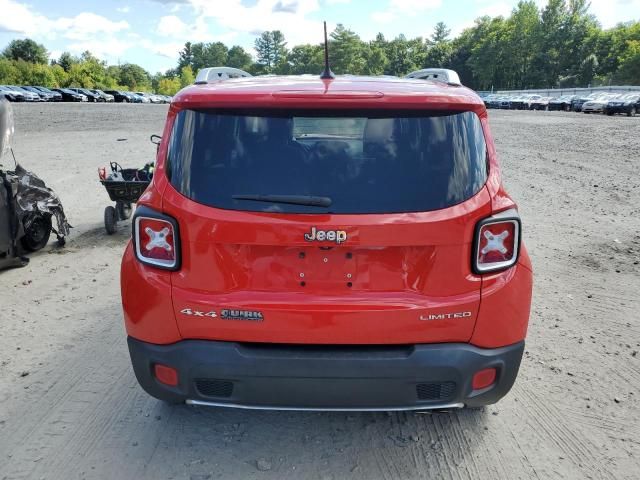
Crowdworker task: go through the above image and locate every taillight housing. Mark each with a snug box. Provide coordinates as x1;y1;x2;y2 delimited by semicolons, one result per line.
132;206;180;270
473;209;521;274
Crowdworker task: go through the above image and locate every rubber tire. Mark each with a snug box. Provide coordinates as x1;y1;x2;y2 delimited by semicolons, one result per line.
628;107;636;117
104;206;118;235
564;104;570;112
21;214;52;252
117;201;132;220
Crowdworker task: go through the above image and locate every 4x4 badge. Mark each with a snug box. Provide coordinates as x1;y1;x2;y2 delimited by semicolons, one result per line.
180;308;217;318
304;227;347;244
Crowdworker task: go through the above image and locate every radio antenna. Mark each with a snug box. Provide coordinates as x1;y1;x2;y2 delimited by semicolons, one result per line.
320;21;335;80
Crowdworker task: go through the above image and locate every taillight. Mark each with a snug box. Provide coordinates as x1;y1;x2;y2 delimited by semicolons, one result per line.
133;207;180;270
473;209;521;274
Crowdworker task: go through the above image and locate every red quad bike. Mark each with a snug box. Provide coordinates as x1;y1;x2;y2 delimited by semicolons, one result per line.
121;67;533;411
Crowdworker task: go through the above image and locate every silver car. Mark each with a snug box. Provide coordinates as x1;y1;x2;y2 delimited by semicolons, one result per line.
582;94;620;113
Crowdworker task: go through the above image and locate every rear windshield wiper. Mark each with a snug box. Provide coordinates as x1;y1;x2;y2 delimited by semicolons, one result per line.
232;194;332;207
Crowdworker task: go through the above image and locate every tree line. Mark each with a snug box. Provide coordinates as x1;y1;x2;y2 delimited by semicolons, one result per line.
1;0;639;95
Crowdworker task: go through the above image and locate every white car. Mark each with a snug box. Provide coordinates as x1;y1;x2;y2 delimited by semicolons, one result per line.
582;94;619;113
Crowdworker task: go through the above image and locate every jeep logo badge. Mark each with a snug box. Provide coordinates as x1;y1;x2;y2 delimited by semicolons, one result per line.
304;227;347;244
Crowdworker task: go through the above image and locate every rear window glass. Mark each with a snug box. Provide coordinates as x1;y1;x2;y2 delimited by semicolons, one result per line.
168;109;487;214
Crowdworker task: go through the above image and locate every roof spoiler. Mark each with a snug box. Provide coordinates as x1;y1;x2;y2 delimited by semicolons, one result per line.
405;68;461;86
194;67;252;85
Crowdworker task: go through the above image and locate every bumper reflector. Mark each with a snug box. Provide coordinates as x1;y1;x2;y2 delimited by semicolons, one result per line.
472;368;497;390
154;364;179;386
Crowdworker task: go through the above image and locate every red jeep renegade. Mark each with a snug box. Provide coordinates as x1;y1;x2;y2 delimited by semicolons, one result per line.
121;68;533;411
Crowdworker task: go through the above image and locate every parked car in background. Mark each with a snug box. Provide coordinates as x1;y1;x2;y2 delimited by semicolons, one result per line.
524;95;543;110
509;94;540;110
89;89;115;102
51;88;87;102
603;94;640;116
548;95;576;111
498;96;512;109
0;86;25;101
1;86;40;102
130;93;150;103
13;86;50;102
69;88;102;102
571;93;599;112
104;90;132;102
134;92;159;103
30;86;63;101
529;96;551;110
22;86;58;102
582;94;619;114
484;94;501;109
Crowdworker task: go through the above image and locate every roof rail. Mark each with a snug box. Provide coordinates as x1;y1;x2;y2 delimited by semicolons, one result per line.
194;67;252;84
405;68;461;86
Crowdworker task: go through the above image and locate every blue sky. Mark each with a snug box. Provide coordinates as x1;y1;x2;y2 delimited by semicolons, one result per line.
1;0;639;74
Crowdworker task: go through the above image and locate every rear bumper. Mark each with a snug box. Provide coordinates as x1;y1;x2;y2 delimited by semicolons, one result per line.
127;337;524;410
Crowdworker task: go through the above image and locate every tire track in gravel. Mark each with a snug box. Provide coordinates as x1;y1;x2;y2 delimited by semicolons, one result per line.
516;387;614;479
0;310;127;480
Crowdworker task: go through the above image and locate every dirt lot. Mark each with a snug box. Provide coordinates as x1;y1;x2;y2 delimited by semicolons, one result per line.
0;103;638;480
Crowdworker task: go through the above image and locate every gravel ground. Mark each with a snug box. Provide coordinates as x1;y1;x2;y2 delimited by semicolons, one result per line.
0;103;638;480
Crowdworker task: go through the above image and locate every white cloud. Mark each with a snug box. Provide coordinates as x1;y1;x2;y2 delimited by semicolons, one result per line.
141;39;185;59
589;0;640;28
180;0;326;47
477;2;512;18
156;15;189;37
0;0;132;63
54;13;129;41
66;38;132;58
371;0;442;24
0;0;129;40
117;6;131;13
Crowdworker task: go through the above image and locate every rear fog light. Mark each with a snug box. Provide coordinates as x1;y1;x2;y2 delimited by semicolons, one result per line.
472;368;497;390
154;364;179;386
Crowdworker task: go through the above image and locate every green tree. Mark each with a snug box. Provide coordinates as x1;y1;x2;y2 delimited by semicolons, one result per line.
255;31;288;73
178;42;194;70
0;58;20;84
330;24;366;74
157;77;181;95
2;39;48;64
288;44;324;74
362;43;388;75
615;39;640;84
227;45;253;71
431;22;451;44
384;34;422;76
425;22;452;68
54;52;79;72
180;65;195;87
118;63;151;91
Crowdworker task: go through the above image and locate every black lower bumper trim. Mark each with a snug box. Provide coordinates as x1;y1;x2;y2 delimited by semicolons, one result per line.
127;337;524;410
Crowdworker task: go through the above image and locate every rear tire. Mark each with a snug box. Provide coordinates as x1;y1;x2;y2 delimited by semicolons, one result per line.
104;206;118;235
117;201;132;220
628;107;636;117
21;213;52;252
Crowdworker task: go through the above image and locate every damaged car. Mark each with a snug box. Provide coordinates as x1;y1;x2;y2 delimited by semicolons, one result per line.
0;99;70;270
